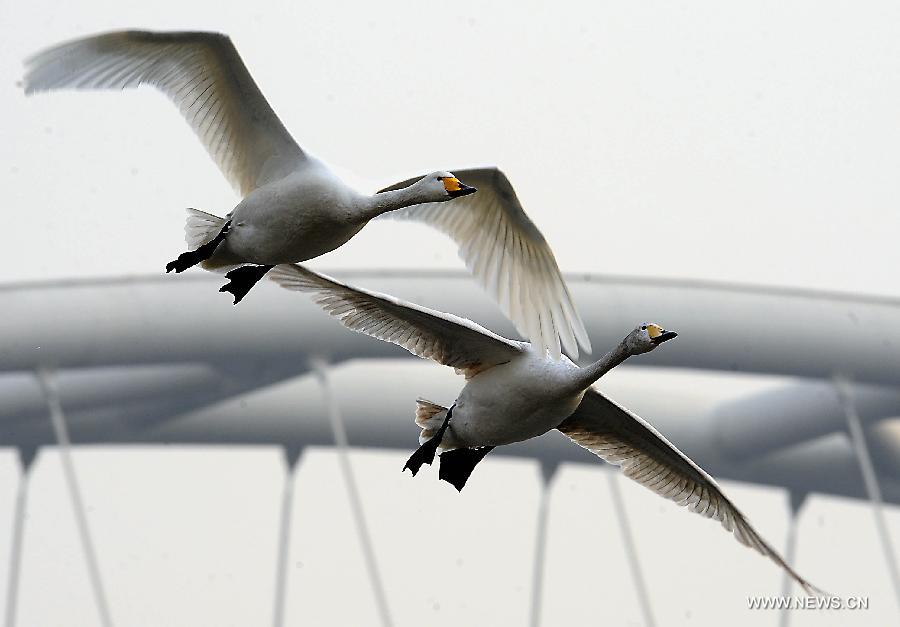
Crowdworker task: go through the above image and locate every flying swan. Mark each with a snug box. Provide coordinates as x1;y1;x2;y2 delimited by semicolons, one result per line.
269;262;821;594
23;30;590;359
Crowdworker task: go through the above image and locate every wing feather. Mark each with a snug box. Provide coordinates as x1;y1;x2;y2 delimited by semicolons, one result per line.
24;30;306;196
378;167;591;360
269;264;523;377
558;388;821;594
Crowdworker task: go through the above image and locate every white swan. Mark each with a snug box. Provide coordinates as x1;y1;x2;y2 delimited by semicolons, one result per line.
23;30;590;359
269;263;820;594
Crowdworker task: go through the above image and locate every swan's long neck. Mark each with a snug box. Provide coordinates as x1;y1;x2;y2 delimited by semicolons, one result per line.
568;341;632;394
359;183;429;220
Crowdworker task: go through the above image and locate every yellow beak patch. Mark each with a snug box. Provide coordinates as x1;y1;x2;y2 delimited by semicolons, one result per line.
646;324;664;339
442;177;462;193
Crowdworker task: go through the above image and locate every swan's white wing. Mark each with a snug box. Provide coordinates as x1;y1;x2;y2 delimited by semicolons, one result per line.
378;167;590;361
24;30;306;196
270;264;523;377
558;388;821;595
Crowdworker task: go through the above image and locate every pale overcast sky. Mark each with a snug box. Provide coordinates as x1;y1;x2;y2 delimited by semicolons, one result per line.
3;0;900;295
1;1;899;626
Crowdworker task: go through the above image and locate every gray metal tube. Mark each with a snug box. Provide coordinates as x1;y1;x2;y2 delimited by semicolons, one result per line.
3;272;900;387
715;381;900;460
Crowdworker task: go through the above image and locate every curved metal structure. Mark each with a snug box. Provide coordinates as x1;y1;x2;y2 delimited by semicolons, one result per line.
2;270;898;503
5;271;900;383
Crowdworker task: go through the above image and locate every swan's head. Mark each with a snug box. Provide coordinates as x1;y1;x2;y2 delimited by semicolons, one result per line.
376;171;477;204
624;323;678;355
423;171;477;201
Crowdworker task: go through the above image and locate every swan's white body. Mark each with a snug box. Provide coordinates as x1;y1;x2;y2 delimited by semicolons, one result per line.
217;164;366;266
269;263;821;594
450;348;585;447
24;29;591;359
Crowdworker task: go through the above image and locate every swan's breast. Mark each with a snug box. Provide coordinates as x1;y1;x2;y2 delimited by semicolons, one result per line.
450;353;583;447
225;170;364;263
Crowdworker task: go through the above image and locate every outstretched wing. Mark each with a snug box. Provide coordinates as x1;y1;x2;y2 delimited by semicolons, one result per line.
558;388;821;594
270;264;523;377
24;30;306;196
378;167;590;361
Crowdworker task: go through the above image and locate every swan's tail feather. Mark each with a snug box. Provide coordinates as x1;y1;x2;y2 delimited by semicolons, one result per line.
415;399;452;446
183;209;240;272
185;208;226;248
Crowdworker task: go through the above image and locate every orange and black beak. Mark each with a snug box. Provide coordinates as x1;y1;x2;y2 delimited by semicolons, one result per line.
647;323;678;345
651;330;678;345
443;177;477;198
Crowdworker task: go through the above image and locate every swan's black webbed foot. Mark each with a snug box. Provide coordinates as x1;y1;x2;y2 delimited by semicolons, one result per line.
403;406;452;476
165;219;231;273
219;264;275;304
438;446;495;491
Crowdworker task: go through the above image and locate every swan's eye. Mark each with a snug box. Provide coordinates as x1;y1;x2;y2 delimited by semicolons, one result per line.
641;325;647;330
441;177;462;193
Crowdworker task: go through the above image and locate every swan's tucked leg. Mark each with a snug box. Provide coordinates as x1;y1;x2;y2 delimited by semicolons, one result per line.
219;264;275;304
403;406;452;476
438;446;495;491
165;220;232;273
